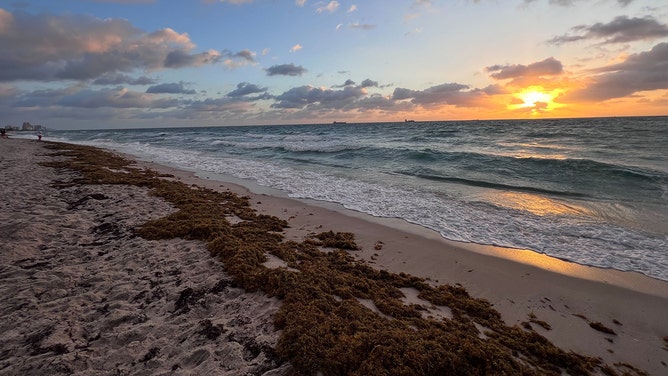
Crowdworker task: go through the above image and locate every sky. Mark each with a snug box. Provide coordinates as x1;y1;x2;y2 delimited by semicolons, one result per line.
0;0;667;129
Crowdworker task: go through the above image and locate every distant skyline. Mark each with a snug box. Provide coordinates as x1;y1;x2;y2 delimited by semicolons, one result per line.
1;0;667;129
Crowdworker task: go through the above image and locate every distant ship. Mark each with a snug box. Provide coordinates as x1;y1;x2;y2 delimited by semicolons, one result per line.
404;119;415;123
333;121;347;124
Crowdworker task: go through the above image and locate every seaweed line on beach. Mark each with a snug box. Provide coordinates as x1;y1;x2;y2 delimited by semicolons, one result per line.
42;142;648;376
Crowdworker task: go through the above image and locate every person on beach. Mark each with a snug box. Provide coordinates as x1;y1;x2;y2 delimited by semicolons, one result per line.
0;129;7;139
37;131;42;141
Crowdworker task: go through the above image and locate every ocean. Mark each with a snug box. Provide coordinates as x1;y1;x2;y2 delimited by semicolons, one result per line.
44;117;667;281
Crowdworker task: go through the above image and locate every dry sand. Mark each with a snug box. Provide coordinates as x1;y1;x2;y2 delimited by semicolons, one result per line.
2;138;668;375
0;139;288;375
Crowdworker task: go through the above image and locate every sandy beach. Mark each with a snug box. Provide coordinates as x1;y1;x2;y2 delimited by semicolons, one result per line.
2;138;667;375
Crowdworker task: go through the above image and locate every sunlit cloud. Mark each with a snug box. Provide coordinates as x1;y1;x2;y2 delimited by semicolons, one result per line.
0;10;222;82
289;44;303;53
316;1;339;13
564;42;668;102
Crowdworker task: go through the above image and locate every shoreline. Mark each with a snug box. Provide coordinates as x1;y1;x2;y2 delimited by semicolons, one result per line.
146;158;668;298
138;147;668;373
2;139;667;374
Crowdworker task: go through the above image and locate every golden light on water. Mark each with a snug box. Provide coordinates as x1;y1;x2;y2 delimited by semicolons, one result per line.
488;191;590;217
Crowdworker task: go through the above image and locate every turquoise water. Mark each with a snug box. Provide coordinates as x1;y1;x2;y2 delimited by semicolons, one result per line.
48;117;668;280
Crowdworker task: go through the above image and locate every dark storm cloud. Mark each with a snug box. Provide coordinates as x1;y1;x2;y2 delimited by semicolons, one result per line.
565;42;668;102
486;57;564;80
549;15;668;45
266;64;307;77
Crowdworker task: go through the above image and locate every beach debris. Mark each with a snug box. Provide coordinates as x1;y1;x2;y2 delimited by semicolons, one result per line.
39;142;649;376
527;312;552;331
310;230;359;250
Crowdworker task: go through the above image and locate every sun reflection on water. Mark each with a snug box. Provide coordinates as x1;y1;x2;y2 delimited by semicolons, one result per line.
487;191;590;217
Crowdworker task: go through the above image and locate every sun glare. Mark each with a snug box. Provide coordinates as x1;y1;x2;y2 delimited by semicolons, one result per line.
520;90;553;107
509;86;562;114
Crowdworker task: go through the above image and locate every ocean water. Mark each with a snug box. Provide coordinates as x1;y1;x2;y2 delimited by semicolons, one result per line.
46;117;668;281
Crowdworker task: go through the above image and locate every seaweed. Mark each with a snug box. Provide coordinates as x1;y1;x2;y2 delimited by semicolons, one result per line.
42;141;647;376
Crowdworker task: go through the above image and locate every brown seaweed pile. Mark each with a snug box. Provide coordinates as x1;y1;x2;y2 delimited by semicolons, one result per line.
42;142;647;376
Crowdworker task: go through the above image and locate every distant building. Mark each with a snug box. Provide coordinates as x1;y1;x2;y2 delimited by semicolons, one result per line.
22;122;34;131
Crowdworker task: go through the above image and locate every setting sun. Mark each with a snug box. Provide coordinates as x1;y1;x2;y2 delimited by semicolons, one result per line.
519;90;553;107
509;86;563;114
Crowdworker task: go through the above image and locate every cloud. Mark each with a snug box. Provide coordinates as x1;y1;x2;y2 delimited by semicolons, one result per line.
164;49;221;69
333;79;356;88
360;79;379;88
146;82;196;94
218;0;255;4
84;0;155;3
317;1;339;13
183;97;254;114
295;0;307;6
333;78;377;89
391;82;504;108
221;49;257;68
411;0;432;7
349;22;376;30
0;9;222;82
549;15;668;45
290;44;303;53
348;5;357;13
486;57;564;80
272;85;366;109
0;83;20;99
93;73;156;85
565;42;668;102
54;87;179;109
523;0;635;6
392;83;467;104
266;63;307;76
226;82;268;97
